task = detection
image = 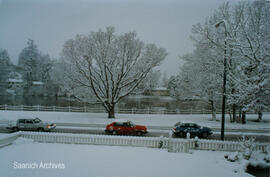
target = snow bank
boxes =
[12,137,34,145]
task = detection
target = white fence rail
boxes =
[0,104,264,115]
[1,132,269,153]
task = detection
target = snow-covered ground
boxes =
[0,133,8,138]
[0,110,269,130]
[0,137,253,177]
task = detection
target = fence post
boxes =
[69,106,71,112]
[5,104,7,111]
[37,105,40,112]
[21,105,23,111]
[184,141,189,153]
[194,136,199,149]
[176,109,180,115]
[168,131,173,152]
[53,106,56,112]
[186,133,190,139]
[84,106,86,112]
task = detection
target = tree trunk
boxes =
[108,105,115,119]
[229,110,232,122]
[210,100,216,121]
[241,111,246,124]
[229,51,236,123]
[257,111,262,122]
[237,107,242,123]
[232,104,236,122]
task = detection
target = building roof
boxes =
[32,81,44,85]
[7,79,24,83]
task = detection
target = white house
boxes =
[7,79,24,89]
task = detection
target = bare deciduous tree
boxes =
[61,27,167,118]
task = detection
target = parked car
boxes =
[172,122,212,138]
[7,118,56,132]
[105,120,147,136]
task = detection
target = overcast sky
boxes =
[0,0,233,76]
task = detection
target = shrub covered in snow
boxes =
[264,146,270,163]
[158,136,164,148]
[248,151,270,168]
[225,137,270,171]
[239,136,256,160]
[226,152,239,162]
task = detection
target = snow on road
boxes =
[0,110,269,130]
[0,138,252,177]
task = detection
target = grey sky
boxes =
[0,0,230,76]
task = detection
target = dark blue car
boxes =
[172,122,212,138]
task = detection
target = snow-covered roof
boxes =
[32,81,44,85]
[6,89,15,94]
[7,79,24,83]
[178,121,197,124]
[112,119,129,123]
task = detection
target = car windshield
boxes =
[26,120,33,124]
[34,118,41,123]
[189,123,200,128]
[193,124,200,128]
[174,122,181,127]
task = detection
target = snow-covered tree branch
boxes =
[170,0,270,122]
[61,27,167,118]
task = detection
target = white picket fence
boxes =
[20,131,189,153]
[0,104,263,115]
[187,138,268,152]
[0,131,269,153]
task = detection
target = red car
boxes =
[105,120,147,136]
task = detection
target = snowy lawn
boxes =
[0,110,269,130]
[0,138,252,177]
[0,133,8,138]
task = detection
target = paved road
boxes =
[54,127,270,142]
[1,125,269,142]
[54,122,270,133]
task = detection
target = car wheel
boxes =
[112,130,117,135]
[202,132,208,138]
[136,131,142,136]
[38,128,44,132]
[12,127,19,132]
[179,132,185,137]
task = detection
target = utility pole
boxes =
[215,20,228,141]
